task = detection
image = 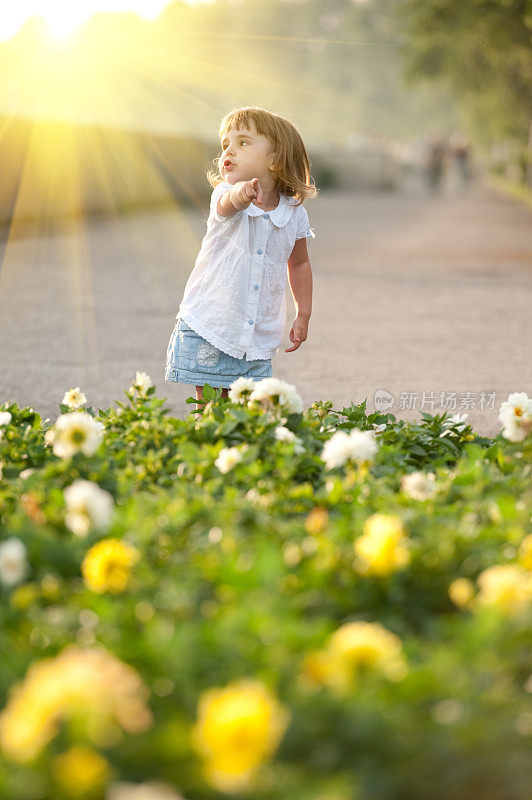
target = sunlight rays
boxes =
[0,2,170,42]
[0,2,403,392]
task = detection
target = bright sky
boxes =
[0,2,208,41]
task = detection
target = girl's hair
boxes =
[206,106,318,206]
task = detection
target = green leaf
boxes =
[285,413,303,429]
[203,384,216,401]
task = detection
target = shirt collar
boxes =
[243,191,297,228]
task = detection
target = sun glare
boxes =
[0,2,172,42]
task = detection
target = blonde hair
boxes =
[206,106,318,206]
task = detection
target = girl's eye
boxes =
[222,141,249,150]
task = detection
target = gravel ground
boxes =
[1,172,530,436]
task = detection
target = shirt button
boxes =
[257,249,263,254]
[248,319,253,325]
[263,213,270,220]
[253,284,259,290]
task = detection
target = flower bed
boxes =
[0,377,530,800]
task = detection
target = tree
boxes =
[394,0,532,180]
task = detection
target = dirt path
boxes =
[1,174,530,436]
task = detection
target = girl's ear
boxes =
[268,145,278,171]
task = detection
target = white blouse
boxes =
[175,180,315,361]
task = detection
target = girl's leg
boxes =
[195,385,203,412]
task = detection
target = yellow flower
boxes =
[354,513,410,576]
[475,564,532,616]
[81,538,140,594]
[299,649,352,694]
[518,535,532,571]
[190,679,290,793]
[0,645,152,763]
[9,583,40,611]
[328,620,408,682]
[300,621,408,696]
[304,506,329,535]
[51,745,110,795]
[40,573,61,600]
[448,577,475,609]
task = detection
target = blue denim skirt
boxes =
[165,318,273,388]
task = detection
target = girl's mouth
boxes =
[224,160,234,169]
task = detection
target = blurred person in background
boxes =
[450,130,473,191]
[424,132,447,194]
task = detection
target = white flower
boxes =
[228,377,257,404]
[0,411,12,426]
[52,412,105,459]
[245,487,261,504]
[440,413,469,437]
[63,479,114,537]
[499,392,532,424]
[442,413,469,432]
[62,387,87,409]
[274,425,296,443]
[248,378,304,414]
[321,431,353,469]
[129,371,153,397]
[501,421,530,443]
[274,425,305,454]
[44,428,55,447]
[346,428,379,462]
[498,393,532,442]
[321,428,378,469]
[214,446,244,474]
[400,471,437,501]
[19,468,36,480]
[0,537,28,587]
[372,423,387,434]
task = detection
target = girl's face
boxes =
[219,123,275,185]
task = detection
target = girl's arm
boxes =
[218,178,263,218]
[287,238,312,321]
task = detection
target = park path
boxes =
[0,173,531,436]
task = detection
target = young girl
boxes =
[165,106,317,410]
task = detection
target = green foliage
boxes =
[0,384,531,800]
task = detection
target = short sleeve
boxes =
[295,205,316,240]
[209,181,234,223]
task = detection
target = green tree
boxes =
[394,0,532,178]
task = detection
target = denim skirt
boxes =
[165,318,273,389]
